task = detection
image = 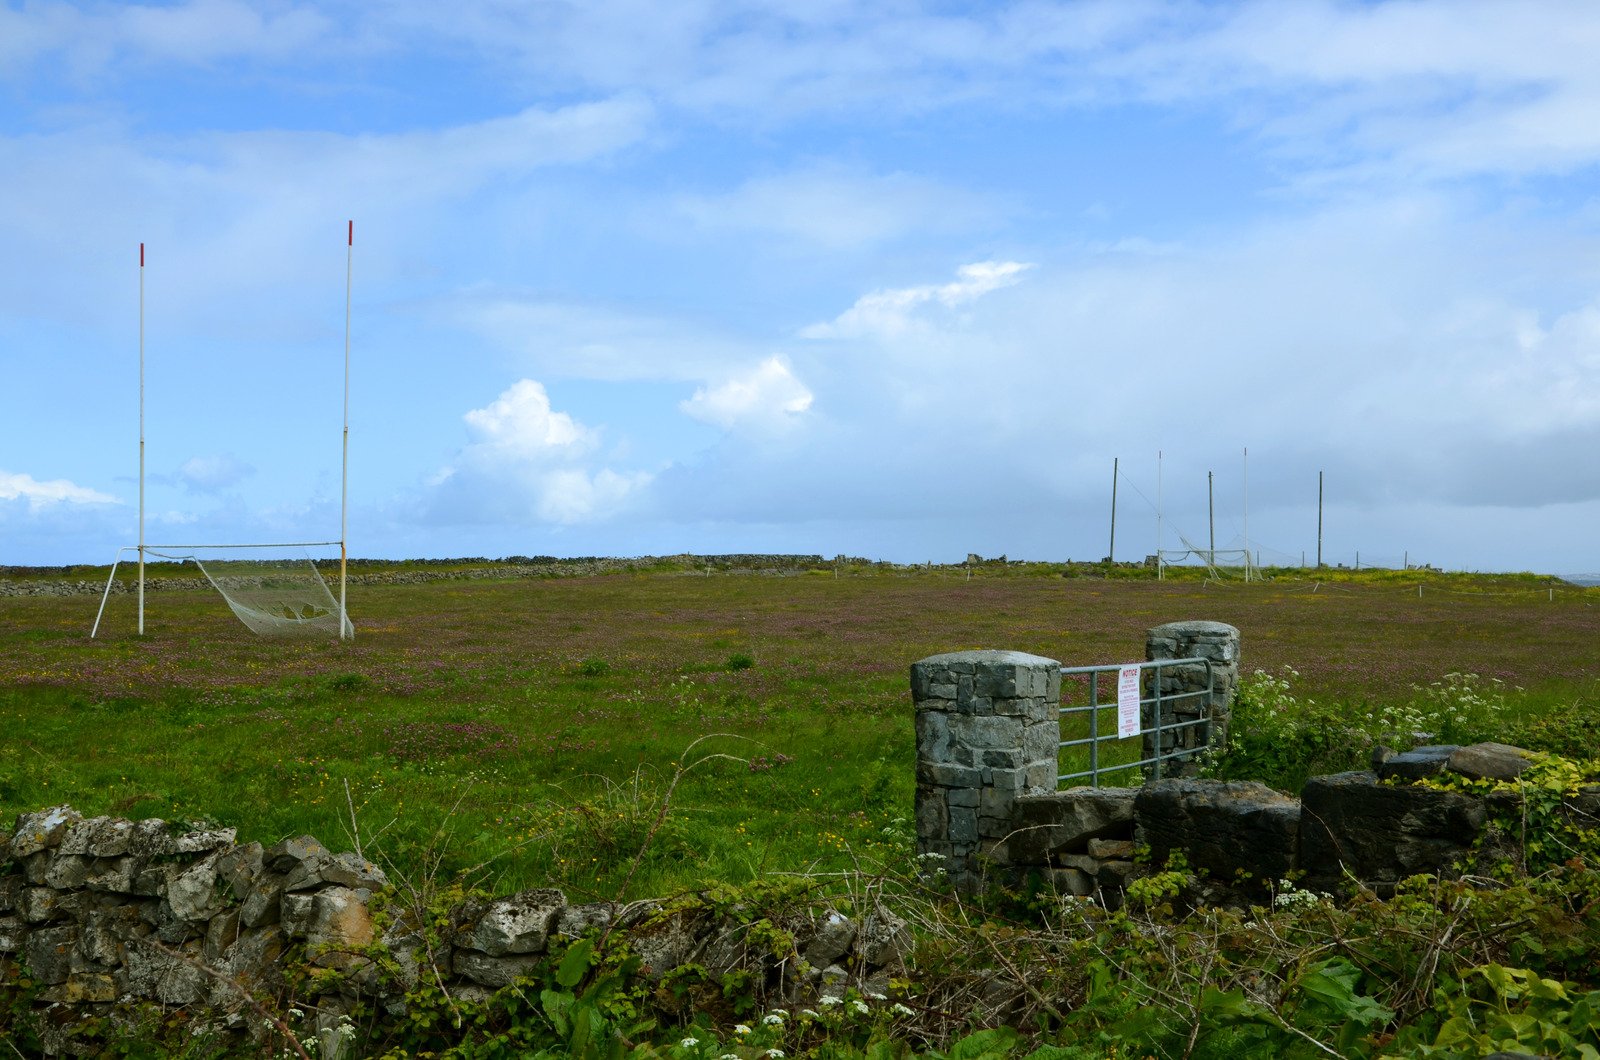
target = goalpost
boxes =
[90,223,357,640]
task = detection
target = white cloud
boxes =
[461,379,594,459]
[675,165,1002,250]
[0,0,333,78]
[801,260,1033,340]
[429,379,650,525]
[680,356,814,432]
[178,454,254,493]
[0,471,118,511]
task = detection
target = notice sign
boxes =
[1117,665,1142,739]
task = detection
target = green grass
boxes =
[2,564,1597,901]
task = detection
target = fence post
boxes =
[911,650,1061,891]
[1144,621,1241,776]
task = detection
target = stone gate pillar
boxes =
[1143,621,1240,776]
[911,650,1061,890]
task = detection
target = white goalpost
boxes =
[91,223,357,640]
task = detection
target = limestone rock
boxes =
[9,806,83,857]
[26,923,78,985]
[1448,742,1534,781]
[1135,779,1300,901]
[1374,745,1459,780]
[857,910,909,967]
[803,910,855,968]
[459,888,565,956]
[455,949,543,989]
[165,852,224,923]
[59,817,136,858]
[1300,771,1487,897]
[1002,788,1136,864]
[555,902,613,940]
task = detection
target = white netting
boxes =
[147,545,354,638]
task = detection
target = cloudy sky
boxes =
[3,0,1598,575]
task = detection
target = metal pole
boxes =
[1108,457,1118,563]
[339,221,352,640]
[138,243,146,636]
[1317,470,1323,569]
[1156,450,1163,579]
[1242,447,1249,583]
[1208,470,1215,566]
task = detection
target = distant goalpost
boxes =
[90,224,356,640]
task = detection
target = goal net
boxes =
[91,543,354,638]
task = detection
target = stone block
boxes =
[26,923,77,985]
[945,787,979,808]
[1375,745,1459,780]
[9,806,83,857]
[165,852,224,923]
[949,807,978,843]
[914,711,951,760]
[43,853,90,890]
[0,915,23,953]
[1050,868,1095,896]
[1447,742,1534,781]
[915,790,948,840]
[41,972,117,1004]
[916,761,981,789]
[461,888,565,956]
[1087,838,1135,859]
[1004,789,1136,863]
[1135,779,1299,899]
[948,714,1024,751]
[1299,771,1488,897]
[59,817,135,858]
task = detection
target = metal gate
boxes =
[1057,656,1215,787]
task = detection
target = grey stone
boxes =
[321,850,388,891]
[280,892,315,938]
[83,856,141,894]
[0,915,23,953]
[300,887,377,973]
[41,972,117,1004]
[20,886,70,923]
[461,888,565,956]
[1050,868,1094,896]
[916,761,982,788]
[555,903,613,939]
[1087,838,1136,859]
[59,817,136,858]
[170,826,236,855]
[0,875,18,912]
[857,910,908,967]
[803,910,855,967]
[1136,779,1299,894]
[1003,788,1136,864]
[122,938,208,1005]
[1300,771,1488,897]
[43,854,90,890]
[9,806,83,857]
[1448,742,1534,781]
[165,852,224,923]
[948,714,1024,751]
[1375,745,1460,780]
[239,873,287,928]
[26,923,77,985]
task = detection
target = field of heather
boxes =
[3,566,1597,899]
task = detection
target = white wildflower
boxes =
[850,999,870,1015]
[734,1024,752,1035]
[867,992,887,1001]
[680,1037,699,1048]
[763,1014,784,1025]
[891,1002,915,1017]
[819,995,842,1007]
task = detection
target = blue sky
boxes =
[3,0,1599,575]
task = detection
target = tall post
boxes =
[138,243,146,636]
[1317,470,1323,569]
[339,221,352,640]
[1207,470,1215,567]
[1156,450,1163,579]
[1108,457,1118,563]
[1242,447,1250,583]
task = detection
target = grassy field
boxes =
[3,562,1597,901]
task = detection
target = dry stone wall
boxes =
[1,807,910,1057]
